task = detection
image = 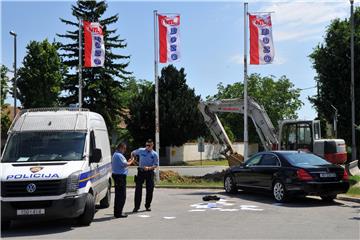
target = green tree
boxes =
[17,40,65,108]
[309,8,360,155]
[126,65,207,150]
[1,65,9,106]
[57,0,130,132]
[1,65,11,140]
[208,74,303,145]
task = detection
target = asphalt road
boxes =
[2,189,359,239]
[128,166,228,176]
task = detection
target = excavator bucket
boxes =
[346,160,360,176]
[227,153,244,167]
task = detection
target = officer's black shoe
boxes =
[115,214,128,218]
[132,208,139,213]
[145,207,151,212]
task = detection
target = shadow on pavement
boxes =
[181,189,345,208]
[1,218,75,238]
[221,190,345,208]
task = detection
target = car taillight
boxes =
[297,169,313,181]
[342,169,349,181]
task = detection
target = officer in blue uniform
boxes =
[112,142,134,218]
[131,139,159,212]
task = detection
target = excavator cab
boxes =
[279,120,321,152]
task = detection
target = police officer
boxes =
[131,139,159,212]
[112,142,134,218]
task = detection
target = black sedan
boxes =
[224,151,350,202]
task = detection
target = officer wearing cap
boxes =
[131,139,159,212]
[112,142,134,218]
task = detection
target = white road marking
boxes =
[240,205,264,211]
[163,216,176,220]
[219,209,239,212]
[138,215,151,218]
[188,209,206,212]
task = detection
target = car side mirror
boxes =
[91,148,102,163]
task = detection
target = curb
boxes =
[112,185,223,189]
[128,166,228,169]
[336,194,360,203]
[111,187,360,203]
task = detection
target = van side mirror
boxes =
[91,148,102,163]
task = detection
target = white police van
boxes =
[1,108,112,229]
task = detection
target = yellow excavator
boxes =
[198,97,354,172]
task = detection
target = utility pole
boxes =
[350,0,357,160]
[9,31,17,118]
[243,2,249,160]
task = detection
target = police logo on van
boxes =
[6,173,60,180]
[26,183,37,193]
[30,167,43,173]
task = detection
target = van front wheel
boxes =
[100,184,111,208]
[77,193,95,226]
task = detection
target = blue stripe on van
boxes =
[78,162,112,189]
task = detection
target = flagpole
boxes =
[243,2,249,160]
[154,10,160,182]
[78,17,83,108]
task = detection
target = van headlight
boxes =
[67,171,81,195]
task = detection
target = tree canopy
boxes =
[1,65,11,140]
[57,0,130,131]
[125,65,207,150]
[309,7,360,154]
[1,65,9,107]
[17,40,65,108]
[208,74,303,145]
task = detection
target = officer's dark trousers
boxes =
[134,169,154,209]
[112,174,126,216]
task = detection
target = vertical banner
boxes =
[158,14,180,63]
[84,21,105,67]
[249,14,274,65]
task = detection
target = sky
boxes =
[1,0,359,120]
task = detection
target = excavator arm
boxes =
[198,97,279,166]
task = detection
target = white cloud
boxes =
[6,71,14,80]
[229,54,243,65]
[259,2,348,42]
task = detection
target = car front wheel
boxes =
[224,175,237,194]
[273,180,288,202]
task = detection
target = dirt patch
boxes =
[159,170,224,184]
[202,170,227,182]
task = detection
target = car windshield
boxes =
[1,131,86,162]
[283,152,330,167]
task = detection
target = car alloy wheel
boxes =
[273,181,285,202]
[224,175,236,193]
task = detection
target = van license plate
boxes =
[320,173,336,178]
[17,209,45,215]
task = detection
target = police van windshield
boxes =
[1,131,86,162]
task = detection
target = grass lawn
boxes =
[347,175,360,197]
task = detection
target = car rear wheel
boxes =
[273,180,288,202]
[224,175,237,193]
[320,194,337,202]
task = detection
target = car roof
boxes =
[255,150,308,155]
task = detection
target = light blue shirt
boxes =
[112,150,128,175]
[133,148,159,168]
